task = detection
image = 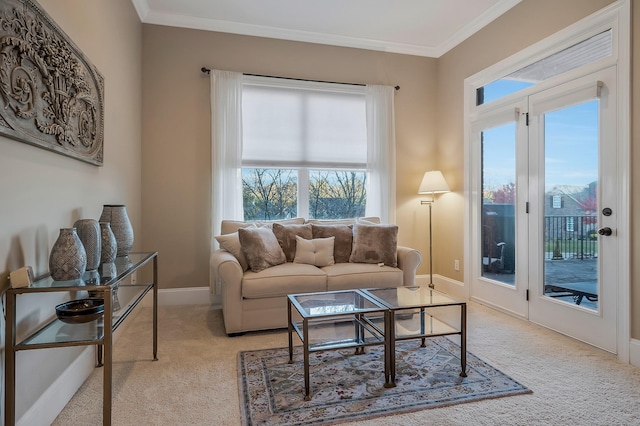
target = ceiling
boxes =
[131,0,522,58]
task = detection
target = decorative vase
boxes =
[73,219,101,271]
[99,222,118,264]
[99,205,133,257]
[49,228,87,281]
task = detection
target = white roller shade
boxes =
[242,77,367,169]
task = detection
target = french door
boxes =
[470,67,618,353]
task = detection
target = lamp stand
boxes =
[421,199,435,288]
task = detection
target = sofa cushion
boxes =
[322,263,403,291]
[349,222,398,267]
[310,223,353,263]
[238,227,286,272]
[242,263,328,298]
[293,236,335,267]
[272,223,312,262]
[214,224,257,271]
[221,217,305,235]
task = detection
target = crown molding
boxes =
[131,0,522,58]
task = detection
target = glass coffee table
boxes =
[288,286,467,398]
[363,286,467,387]
[287,289,389,400]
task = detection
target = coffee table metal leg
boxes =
[288,299,294,364]
[384,311,396,388]
[303,319,311,400]
[420,307,426,347]
[460,303,468,378]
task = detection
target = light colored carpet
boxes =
[53,301,640,425]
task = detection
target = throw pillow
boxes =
[238,227,286,272]
[214,224,257,271]
[293,236,335,267]
[311,224,353,263]
[349,222,398,267]
[272,223,312,262]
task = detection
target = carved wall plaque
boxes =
[0,0,104,166]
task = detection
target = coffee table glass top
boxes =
[363,286,461,309]
[362,286,464,339]
[289,289,384,319]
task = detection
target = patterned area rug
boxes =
[238,336,532,425]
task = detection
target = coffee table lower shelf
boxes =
[288,314,388,400]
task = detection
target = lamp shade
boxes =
[418,171,450,194]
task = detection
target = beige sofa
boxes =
[210,217,421,335]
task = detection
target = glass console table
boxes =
[4,252,158,425]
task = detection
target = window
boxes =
[566,217,575,232]
[477,30,612,106]
[553,195,562,209]
[241,77,368,221]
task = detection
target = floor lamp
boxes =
[418,171,450,288]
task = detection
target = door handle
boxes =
[597,227,613,236]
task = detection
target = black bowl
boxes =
[55,298,104,324]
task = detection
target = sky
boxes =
[482,79,599,193]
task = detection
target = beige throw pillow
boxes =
[293,236,335,267]
[349,222,398,267]
[311,224,353,263]
[238,227,286,272]
[272,223,312,262]
[214,224,257,271]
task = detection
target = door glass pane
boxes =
[543,100,599,310]
[481,123,516,284]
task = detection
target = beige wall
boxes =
[0,0,142,421]
[141,25,439,287]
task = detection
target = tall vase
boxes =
[99,205,134,257]
[73,219,101,271]
[49,228,87,281]
[99,222,118,264]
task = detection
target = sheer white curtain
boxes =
[210,70,244,249]
[365,85,396,224]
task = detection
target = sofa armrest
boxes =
[210,249,243,293]
[396,246,422,286]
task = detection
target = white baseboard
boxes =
[141,286,212,307]
[17,347,96,426]
[630,339,640,367]
[19,298,145,425]
[416,274,467,301]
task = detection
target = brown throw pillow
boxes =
[272,223,312,262]
[311,224,353,263]
[238,227,286,272]
[349,222,398,267]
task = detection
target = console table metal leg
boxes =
[5,292,16,426]
[460,303,467,378]
[103,287,113,425]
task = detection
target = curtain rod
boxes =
[200,67,399,91]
